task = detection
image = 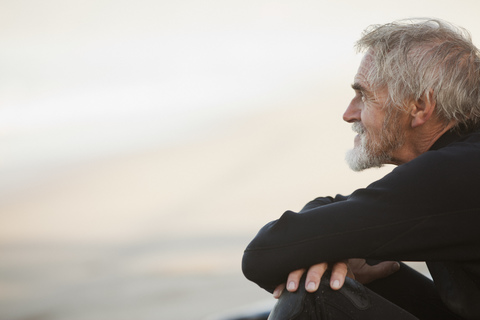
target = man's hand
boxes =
[348,259,400,284]
[272,259,400,299]
[272,261,349,298]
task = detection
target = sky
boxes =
[1,0,480,182]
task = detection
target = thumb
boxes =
[371,261,401,277]
[356,261,400,284]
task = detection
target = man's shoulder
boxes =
[378,131,480,199]
[421,129,480,161]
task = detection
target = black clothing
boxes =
[269,270,418,320]
[365,263,462,319]
[268,264,462,320]
[242,129,480,319]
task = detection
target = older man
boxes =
[242,19,480,319]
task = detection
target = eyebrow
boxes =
[351,82,365,92]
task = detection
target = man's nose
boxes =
[343,101,360,123]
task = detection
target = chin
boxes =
[345,147,386,172]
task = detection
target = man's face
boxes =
[343,52,407,171]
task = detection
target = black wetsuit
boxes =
[242,129,480,319]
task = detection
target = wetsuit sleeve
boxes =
[242,147,480,292]
[299,194,348,212]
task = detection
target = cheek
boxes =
[362,109,384,133]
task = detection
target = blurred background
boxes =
[1,1,479,319]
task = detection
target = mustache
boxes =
[351,122,365,134]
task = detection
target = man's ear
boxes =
[411,90,436,128]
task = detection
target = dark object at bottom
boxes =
[267,271,417,320]
[223,311,270,320]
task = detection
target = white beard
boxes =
[345,138,386,172]
[345,122,394,172]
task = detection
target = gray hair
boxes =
[356,18,480,130]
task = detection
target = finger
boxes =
[330,261,349,290]
[273,283,285,299]
[305,262,328,292]
[356,261,400,284]
[286,268,306,292]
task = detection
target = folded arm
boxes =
[242,153,480,292]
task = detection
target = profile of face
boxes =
[343,52,406,171]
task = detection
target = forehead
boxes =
[354,51,375,87]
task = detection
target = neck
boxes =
[390,120,457,165]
